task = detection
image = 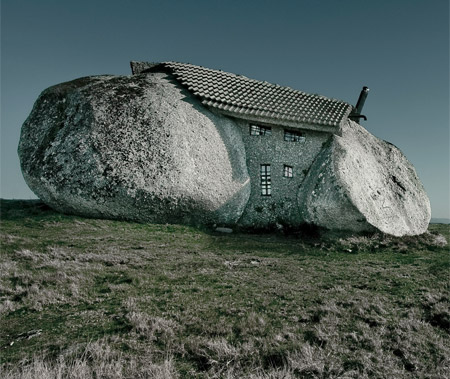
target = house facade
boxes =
[236,120,330,227]
[130,61,353,227]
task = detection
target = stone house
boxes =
[130,61,354,227]
[18,60,430,237]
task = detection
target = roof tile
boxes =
[139,61,352,127]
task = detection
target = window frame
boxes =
[260,164,271,196]
[284,129,305,142]
[283,165,293,178]
[250,124,272,136]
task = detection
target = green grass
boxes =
[0,199,449,378]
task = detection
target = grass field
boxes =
[0,199,448,378]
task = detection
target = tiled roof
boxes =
[132,61,352,128]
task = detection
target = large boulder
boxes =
[18,72,250,225]
[298,120,431,236]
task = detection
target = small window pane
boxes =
[260,164,271,196]
[250,125,260,135]
[284,130,305,142]
[250,124,272,136]
[284,165,293,178]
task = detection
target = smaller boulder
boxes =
[298,120,431,236]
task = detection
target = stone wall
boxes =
[236,119,331,227]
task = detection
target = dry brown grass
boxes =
[0,340,178,379]
[1,200,449,378]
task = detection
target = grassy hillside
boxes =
[0,199,448,378]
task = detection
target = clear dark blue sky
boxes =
[1,0,449,218]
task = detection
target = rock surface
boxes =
[19,71,430,236]
[298,120,431,236]
[19,72,250,225]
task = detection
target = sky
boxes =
[1,0,449,218]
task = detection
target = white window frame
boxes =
[250,124,272,136]
[260,164,271,196]
[283,165,293,178]
[284,130,305,142]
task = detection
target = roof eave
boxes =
[130,60,353,135]
[213,108,340,134]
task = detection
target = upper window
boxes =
[283,165,293,178]
[250,124,272,136]
[284,130,305,142]
[260,164,271,196]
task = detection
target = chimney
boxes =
[349,86,369,122]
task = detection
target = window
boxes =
[250,124,272,136]
[283,165,293,178]
[284,130,305,142]
[260,164,271,196]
